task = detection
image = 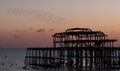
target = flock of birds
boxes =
[7,8,66,39]
[8,8,65,24]
[9,28,54,39]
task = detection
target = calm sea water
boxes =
[0,48,120,71]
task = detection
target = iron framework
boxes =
[25,28,120,70]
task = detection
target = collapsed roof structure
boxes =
[53,28,117,48]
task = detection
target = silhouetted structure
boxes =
[52,28,116,48]
[25,28,120,70]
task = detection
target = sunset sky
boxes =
[0,0,120,48]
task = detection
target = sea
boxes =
[0,48,120,71]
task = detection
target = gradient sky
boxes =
[0,0,120,48]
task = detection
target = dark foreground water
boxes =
[0,48,120,71]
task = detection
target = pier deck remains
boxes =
[25,28,120,69]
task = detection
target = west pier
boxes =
[24,28,120,70]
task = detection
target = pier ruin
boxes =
[24,28,120,69]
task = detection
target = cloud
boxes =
[36,29,45,32]
[7,8,65,24]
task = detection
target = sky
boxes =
[0,0,120,48]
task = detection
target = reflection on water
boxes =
[0,48,120,71]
